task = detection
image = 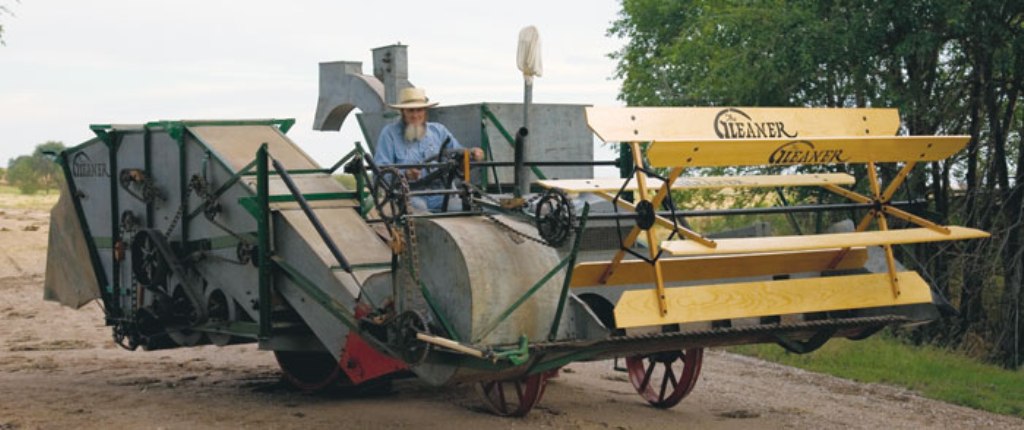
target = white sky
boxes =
[0,0,626,169]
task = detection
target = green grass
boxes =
[729,334,1024,417]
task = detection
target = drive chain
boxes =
[164,184,193,238]
[475,190,561,247]
[482,213,550,246]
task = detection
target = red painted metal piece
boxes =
[339,304,408,384]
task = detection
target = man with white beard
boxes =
[374,87,484,212]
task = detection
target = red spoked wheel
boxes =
[274,350,344,392]
[625,348,703,408]
[477,372,549,417]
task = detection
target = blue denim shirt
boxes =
[374,121,463,211]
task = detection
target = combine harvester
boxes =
[44,106,987,416]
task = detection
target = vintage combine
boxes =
[43,46,987,418]
[43,104,987,416]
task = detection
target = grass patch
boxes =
[0,184,59,211]
[729,334,1024,417]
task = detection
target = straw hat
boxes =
[388,87,439,109]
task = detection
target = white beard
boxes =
[404,123,426,142]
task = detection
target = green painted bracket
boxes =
[88,125,115,147]
[491,335,530,366]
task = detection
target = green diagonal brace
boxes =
[481,104,547,180]
[547,203,590,341]
[473,250,574,343]
[187,158,257,220]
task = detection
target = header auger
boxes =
[45,107,986,417]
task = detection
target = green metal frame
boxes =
[238,192,360,218]
[248,144,366,341]
[241,168,331,176]
[256,144,272,339]
[56,148,113,320]
[194,321,260,339]
[140,118,295,141]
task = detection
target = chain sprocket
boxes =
[534,188,576,247]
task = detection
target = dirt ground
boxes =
[1,201,1022,430]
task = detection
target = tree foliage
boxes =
[6,141,65,194]
[611,0,1024,368]
[0,3,12,46]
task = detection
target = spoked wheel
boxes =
[477,372,549,417]
[131,230,170,287]
[371,167,409,225]
[274,350,344,392]
[625,348,704,408]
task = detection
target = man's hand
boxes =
[405,168,422,181]
[470,147,485,161]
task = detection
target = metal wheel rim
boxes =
[274,350,343,392]
[204,288,234,346]
[625,348,703,408]
[477,373,548,417]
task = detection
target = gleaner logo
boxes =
[714,108,798,139]
[71,152,110,177]
[768,140,848,164]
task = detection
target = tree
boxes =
[7,155,42,194]
[611,0,1024,368]
[32,140,65,190]
[6,141,65,194]
[0,3,12,46]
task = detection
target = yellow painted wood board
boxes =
[613,271,933,328]
[586,106,900,142]
[537,173,855,193]
[571,248,868,288]
[661,226,989,256]
[645,136,969,168]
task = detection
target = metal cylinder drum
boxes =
[403,215,565,384]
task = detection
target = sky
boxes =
[0,0,626,169]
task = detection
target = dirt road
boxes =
[1,204,1021,429]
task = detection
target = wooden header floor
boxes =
[645,136,969,168]
[537,173,854,193]
[586,107,900,143]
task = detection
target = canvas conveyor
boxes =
[45,107,988,417]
